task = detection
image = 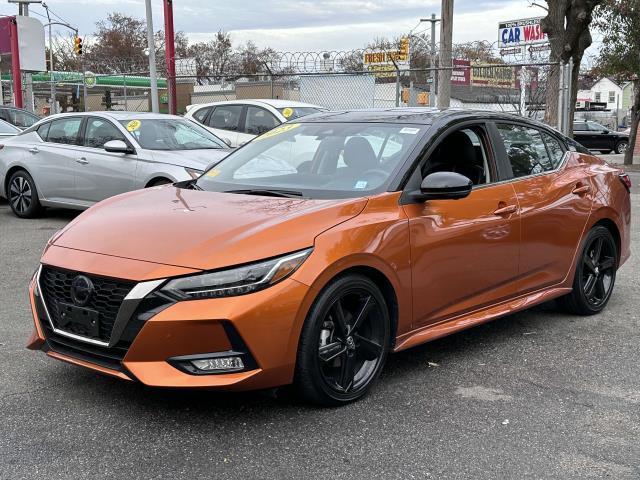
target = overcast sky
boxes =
[0,0,555,51]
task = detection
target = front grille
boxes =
[41,322,129,371]
[40,266,135,342]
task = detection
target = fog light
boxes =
[191,356,244,372]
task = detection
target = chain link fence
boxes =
[173,62,558,120]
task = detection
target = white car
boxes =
[184,99,325,147]
[0,112,232,218]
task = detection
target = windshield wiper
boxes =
[224,188,304,198]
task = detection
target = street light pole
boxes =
[145,0,159,113]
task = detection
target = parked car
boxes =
[184,99,325,147]
[0,112,232,217]
[0,119,22,137]
[0,105,40,129]
[573,120,629,154]
[27,109,631,406]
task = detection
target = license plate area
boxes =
[58,302,100,338]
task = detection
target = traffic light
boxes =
[73,36,83,55]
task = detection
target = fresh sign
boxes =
[499,17,547,47]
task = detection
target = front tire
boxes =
[559,226,617,315]
[294,274,391,406]
[7,170,42,218]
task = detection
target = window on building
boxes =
[609,91,616,103]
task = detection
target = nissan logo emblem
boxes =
[70,275,94,306]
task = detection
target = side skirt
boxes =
[393,286,572,352]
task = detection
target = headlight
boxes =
[185,167,203,179]
[161,248,312,299]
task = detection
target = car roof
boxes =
[187,99,322,110]
[295,107,559,131]
[42,111,185,122]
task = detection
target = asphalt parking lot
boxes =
[0,171,638,479]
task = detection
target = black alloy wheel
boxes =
[560,226,617,315]
[295,274,390,406]
[7,170,42,218]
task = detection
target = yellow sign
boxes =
[282,107,294,118]
[205,169,221,177]
[254,123,300,141]
[363,37,410,67]
[126,120,141,132]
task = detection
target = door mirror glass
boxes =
[104,139,133,154]
[413,172,473,201]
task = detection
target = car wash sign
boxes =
[499,17,547,48]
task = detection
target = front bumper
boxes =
[27,258,311,391]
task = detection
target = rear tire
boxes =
[294,274,391,406]
[7,170,42,218]
[615,141,628,155]
[558,226,617,315]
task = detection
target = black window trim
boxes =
[81,116,132,151]
[399,119,504,205]
[43,116,85,146]
[207,104,245,132]
[490,120,570,184]
[243,105,281,136]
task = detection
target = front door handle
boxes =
[572,184,590,195]
[75,157,89,165]
[494,204,518,216]
[28,147,39,154]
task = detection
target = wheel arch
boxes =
[4,164,33,198]
[592,217,621,264]
[144,176,174,188]
[330,265,399,347]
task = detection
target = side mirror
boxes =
[411,171,473,202]
[221,137,232,147]
[602,129,609,134]
[104,139,134,154]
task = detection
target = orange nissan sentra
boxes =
[27,109,632,406]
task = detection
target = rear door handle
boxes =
[494,204,518,216]
[75,157,89,165]
[28,147,39,154]
[572,184,590,195]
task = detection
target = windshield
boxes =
[119,118,226,150]
[196,122,426,198]
[279,107,325,120]
[0,120,19,134]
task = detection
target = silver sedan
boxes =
[0,112,232,218]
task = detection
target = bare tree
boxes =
[595,0,640,164]
[539,0,602,129]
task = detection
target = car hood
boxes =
[53,186,367,271]
[149,148,232,170]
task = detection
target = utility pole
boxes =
[436,0,454,109]
[418,14,440,107]
[145,0,159,113]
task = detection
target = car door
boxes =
[587,122,613,151]
[205,105,243,146]
[572,122,593,149]
[493,123,593,293]
[402,123,521,328]
[30,117,83,203]
[73,117,138,204]
[240,106,281,145]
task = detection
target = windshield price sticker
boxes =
[255,123,301,141]
[126,120,141,132]
[205,169,221,178]
[400,127,420,135]
[282,107,294,118]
